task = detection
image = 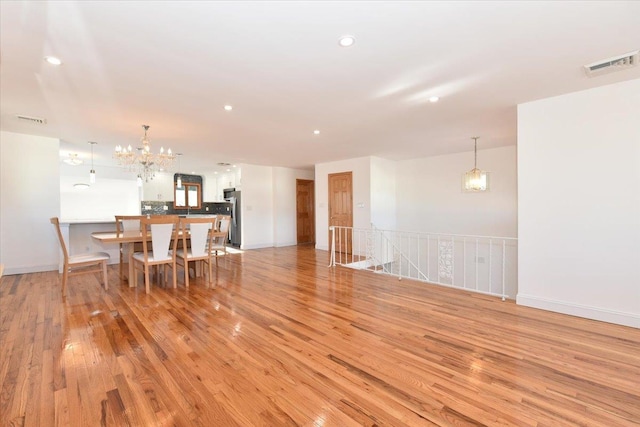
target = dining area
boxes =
[51,214,232,295]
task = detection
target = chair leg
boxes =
[132,261,137,288]
[129,250,135,287]
[172,261,177,289]
[119,244,123,280]
[184,259,190,288]
[102,260,109,290]
[61,262,69,296]
[207,258,213,287]
[144,264,150,294]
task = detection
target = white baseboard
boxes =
[274,241,297,248]
[241,243,274,250]
[3,264,59,276]
[517,294,640,328]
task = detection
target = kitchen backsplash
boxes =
[141,201,232,216]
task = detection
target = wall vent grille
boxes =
[16,114,47,124]
[584,50,639,77]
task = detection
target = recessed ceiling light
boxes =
[74,183,90,190]
[224,105,233,111]
[232,164,237,168]
[429,96,440,103]
[339,35,355,47]
[44,56,62,65]
[313,130,320,135]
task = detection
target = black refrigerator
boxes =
[223,188,241,247]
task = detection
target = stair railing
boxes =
[329,225,518,300]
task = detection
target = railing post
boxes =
[328,226,335,267]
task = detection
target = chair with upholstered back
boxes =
[210,215,231,260]
[131,215,179,293]
[50,217,110,296]
[115,215,144,280]
[176,216,217,288]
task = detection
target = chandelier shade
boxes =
[463,137,488,192]
[114,125,175,182]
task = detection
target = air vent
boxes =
[217,162,231,166]
[584,50,639,77]
[16,114,47,124]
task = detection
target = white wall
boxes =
[273,167,315,247]
[315,157,372,251]
[1,131,61,274]
[240,163,274,249]
[396,146,518,237]
[517,78,640,328]
[61,164,140,220]
[370,156,397,231]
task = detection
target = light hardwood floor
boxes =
[1,246,638,426]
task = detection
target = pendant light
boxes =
[463,137,488,192]
[88,141,97,184]
[176,153,183,188]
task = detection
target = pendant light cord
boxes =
[472,137,479,169]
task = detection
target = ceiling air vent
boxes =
[16,114,47,124]
[584,50,639,77]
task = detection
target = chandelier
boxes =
[463,136,488,192]
[114,125,175,183]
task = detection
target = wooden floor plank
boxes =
[1,246,639,426]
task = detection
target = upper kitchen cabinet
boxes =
[142,172,174,201]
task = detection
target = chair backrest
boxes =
[115,215,144,237]
[179,216,217,257]
[217,215,231,234]
[140,215,179,261]
[50,217,69,261]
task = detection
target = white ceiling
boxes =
[1,1,639,173]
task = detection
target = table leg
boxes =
[128,243,135,287]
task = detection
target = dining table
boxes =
[92,229,226,286]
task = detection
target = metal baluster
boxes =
[489,239,493,295]
[451,235,455,287]
[463,237,466,289]
[475,238,479,291]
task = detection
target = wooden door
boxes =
[296,179,315,244]
[328,172,353,254]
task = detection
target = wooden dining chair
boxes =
[176,216,217,288]
[50,217,110,296]
[131,215,179,293]
[115,215,144,280]
[210,215,232,261]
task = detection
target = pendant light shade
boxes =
[176,153,183,188]
[463,137,488,192]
